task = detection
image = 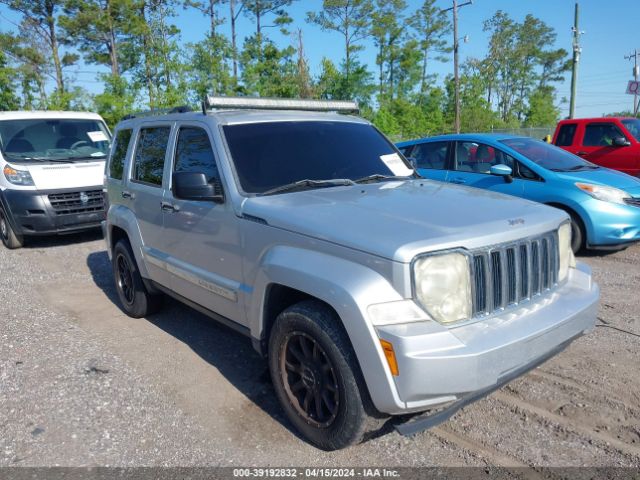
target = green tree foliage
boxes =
[0,0,75,102]
[60,0,139,77]
[524,86,560,127]
[93,73,136,127]
[475,10,569,124]
[0,0,570,133]
[0,49,20,110]
[240,35,298,97]
[409,0,450,96]
[186,33,234,101]
[307,0,373,98]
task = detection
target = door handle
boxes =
[450,178,466,184]
[577,151,588,156]
[161,202,179,213]
[122,191,134,199]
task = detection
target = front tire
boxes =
[268,300,379,450]
[112,239,161,317]
[0,206,23,249]
[568,212,585,254]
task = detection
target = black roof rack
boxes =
[121,105,193,120]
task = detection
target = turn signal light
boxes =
[380,339,399,376]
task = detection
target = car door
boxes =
[577,122,636,173]
[160,122,245,325]
[409,141,450,182]
[127,123,174,287]
[447,141,524,197]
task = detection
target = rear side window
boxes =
[583,123,625,147]
[174,127,219,182]
[132,126,171,186]
[109,129,132,180]
[555,124,576,146]
[412,142,448,169]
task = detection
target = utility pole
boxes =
[624,49,640,115]
[569,2,584,119]
[443,0,472,133]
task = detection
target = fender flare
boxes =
[106,204,151,278]
[249,245,407,412]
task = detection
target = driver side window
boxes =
[173,126,220,183]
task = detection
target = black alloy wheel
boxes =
[116,253,135,306]
[280,332,340,427]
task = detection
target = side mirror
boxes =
[613,136,631,147]
[172,171,224,203]
[407,157,418,169]
[490,164,513,183]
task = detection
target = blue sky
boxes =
[1,0,639,117]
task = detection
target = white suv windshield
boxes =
[0,118,111,162]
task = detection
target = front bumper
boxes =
[375,263,599,414]
[1,187,105,236]
[582,197,640,247]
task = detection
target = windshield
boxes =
[621,118,640,141]
[500,137,598,172]
[0,118,111,162]
[223,121,412,194]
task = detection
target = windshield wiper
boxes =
[354,173,416,184]
[261,178,355,196]
[3,154,73,163]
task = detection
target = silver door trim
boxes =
[143,246,239,302]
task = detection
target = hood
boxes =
[16,159,106,190]
[240,180,567,263]
[555,168,640,196]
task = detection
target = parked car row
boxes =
[399,131,640,253]
[0,103,613,452]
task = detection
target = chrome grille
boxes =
[471,231,559,317]
[48,190,104,215]
[624,197,640,207]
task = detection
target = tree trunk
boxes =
[420,44,428,94]
[140,2,154,107]
[230,0,238,84]
[45,0,64,93]
[209,0,216,37]
[378,42,383,98]
[106,0,119,77]
[344,4,350,87]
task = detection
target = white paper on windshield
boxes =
[380,153,413,177]
[87,130,108,142]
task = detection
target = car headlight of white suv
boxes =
[412,251,472,325]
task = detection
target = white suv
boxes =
[0,111,111,248]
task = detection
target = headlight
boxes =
[3,165,34,186]
[557,222,576,282]
[413,252,472,324]
[576,182,629,205]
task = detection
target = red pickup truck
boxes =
[552,117,640,177]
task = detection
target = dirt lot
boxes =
[0,231,639,467]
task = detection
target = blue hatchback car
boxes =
[397,134,640,252]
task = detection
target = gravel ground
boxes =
[0,231,639,468]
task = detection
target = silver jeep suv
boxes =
[103,97,599,450]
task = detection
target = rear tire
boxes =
[0,206,24,249]
[112,239,161,317]
[268,300,381,450]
